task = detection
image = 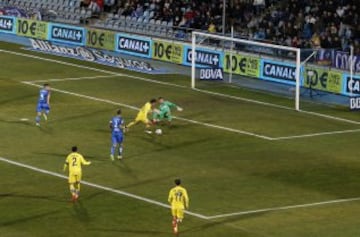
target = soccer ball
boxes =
[155,128,162,135]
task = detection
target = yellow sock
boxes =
[75,183,81,195]
[69,184,76,195]
[127,121,137,128]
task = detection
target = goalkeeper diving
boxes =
[153,97,183,125]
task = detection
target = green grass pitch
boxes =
[1,41,360,237]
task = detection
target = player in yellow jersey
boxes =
[168,179,189,236]
[63,146,91,202]
[127,99,157,133]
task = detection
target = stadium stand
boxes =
[1,0,92,24]
[91,0,358,51]
[0,0,359,52]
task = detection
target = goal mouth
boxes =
[191,31,302,111]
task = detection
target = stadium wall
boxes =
[0,15,358,96]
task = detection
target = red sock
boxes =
[172,218,178,234]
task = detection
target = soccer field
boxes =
[2,41,360,237]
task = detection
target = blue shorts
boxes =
[112,132,123,144]
[36,103,50,113]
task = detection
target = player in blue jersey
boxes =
[35,84,51,126]
[109,109,125,161]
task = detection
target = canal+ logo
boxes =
[186,48,220,67]
[51,24,84,44]
[117,35,151,56]
[0,16,14,32]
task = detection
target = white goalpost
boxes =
[191,31,302,111]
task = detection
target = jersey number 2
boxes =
[72,157,77,167]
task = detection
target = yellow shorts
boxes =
[68,171,82,184]
[171,207,185,220]
[135,113,149,124]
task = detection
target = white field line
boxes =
[299,109,360,125]
[2,155,360,221]
[0,49,186,89]
[22,81,274,140]
[23,80,360,140]
[24,79,360,141]
[194,88,360,125]
[0,156,209,220]
[31,75,115,83]
[1,49,359,125]
[207,197,360,219]
[272,128,360,140]
[4,50,360,221]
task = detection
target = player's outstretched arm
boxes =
[82,157,91,165]
[83,159,91,166]
[63,163,68,172]
[166,101,183,111]
[184,190,189,209]
[168,191,173,204]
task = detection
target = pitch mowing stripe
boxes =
[1,49,359,126]
[22,81,274,140]
[0,156,209,220]
[207,197,360,219]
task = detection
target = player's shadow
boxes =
[81,190,108,201]
[72,200,90,222]
[36,124,54,134]
[111,161,138,180]
[182,214,267,235]
[128,137,212,157]
[0,210,61,227]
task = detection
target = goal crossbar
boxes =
[191,31,302,111]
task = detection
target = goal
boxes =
[190,31,302,111]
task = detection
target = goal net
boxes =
[190,31,302,111]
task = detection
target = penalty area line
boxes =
[22,81,274,140]
[1,49,358,126]
[194,89,360,126]
[207,197,360,219]
[272,128,360,140]
[23,80,360,141]
[0,156,209,220]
